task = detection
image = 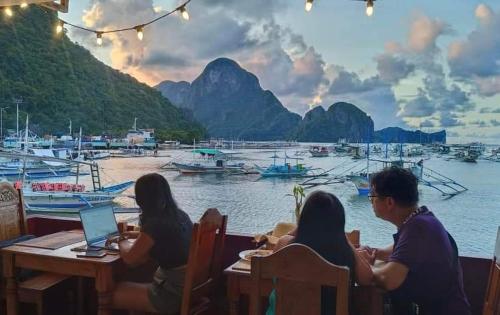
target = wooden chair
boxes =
[250,243,350,315]
[0,182,72,315]
[179,208,227,315]
[346,229,360,248]
[483,227,500,315]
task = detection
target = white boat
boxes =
[172,149,245,174]
[82,150,111,160]
[309,146,329,157]
[0,151,134,211]
[23,181,134,210]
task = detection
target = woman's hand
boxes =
[105,234,128,246]
[121,231,140,239]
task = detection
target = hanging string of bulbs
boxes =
[305,0,375,17]
[2,0,192,45]
[3,0,375,46]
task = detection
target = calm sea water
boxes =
[81,147,499,258]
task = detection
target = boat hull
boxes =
[347,175,370,195]
[172,162,243,174]
[310,151,329,157]
[23,181,134,211]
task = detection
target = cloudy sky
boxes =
[60,0,500,139]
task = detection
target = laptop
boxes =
[79,206,120,251]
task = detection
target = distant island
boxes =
[157,58,446,143]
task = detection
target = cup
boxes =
[117,221,128,233]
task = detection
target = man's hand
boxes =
[357,247,377,265]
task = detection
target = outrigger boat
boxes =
[0,148,73,179]
[255,153,311,177]
[309,146,329,157]
[346,144,467,197]
[0,151,134,212]
[172,149,246,174]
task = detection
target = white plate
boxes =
[239,249,273,261]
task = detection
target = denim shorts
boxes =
[148,266,186,314]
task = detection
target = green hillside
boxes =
[0,6,204,142]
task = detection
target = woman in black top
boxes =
[108,173,193,314]
[269,191,373,315]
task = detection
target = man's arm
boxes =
[372,261,408,291]
[375,244,394,262]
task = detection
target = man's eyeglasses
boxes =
[368,194,386,201]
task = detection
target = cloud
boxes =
[375,53,415,84]
[399,90,435,117]
[491,119,500,127]
[319,66,403,129]
[447,4,500,96]
[420,119,435,127]
[469,120,488,128]
[440,114,464,127]
[327,68,388,95]
[480,107,500,113]
[142,53,189,67]
[407,13,452,55]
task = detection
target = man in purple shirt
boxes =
[360,167,470,315]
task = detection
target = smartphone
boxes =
[76,250,107,258]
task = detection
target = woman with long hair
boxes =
[107,173,193,314]
[267,190,373,315]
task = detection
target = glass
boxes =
[368,194,386,202]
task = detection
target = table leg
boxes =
[3,253,18,315]
[95,265,114,315]
[227,275,241,315]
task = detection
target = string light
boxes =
[179,5,189,20]
[96,32,103,45]
[56,21,64,34]
[4,7,13,17]
[135,26,144,40]
[305,0,313,12]
[366,0,374,17]
[46,0,192,46]
[20,3,28,9]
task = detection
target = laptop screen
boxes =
[79,206,119,245]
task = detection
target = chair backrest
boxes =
[346,229,360,248]
[483,227,500,315]
[251,243,350,315]
[180,208,227,315]
[0,182,26,242]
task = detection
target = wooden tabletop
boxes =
[1,230,122,265]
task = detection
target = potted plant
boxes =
[292,185,305,225]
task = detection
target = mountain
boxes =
[294,102,375,142]
[374,127,446,143]
[0,6,204,142]
[156,58,301,140]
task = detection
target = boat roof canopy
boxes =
[192,149,239,155]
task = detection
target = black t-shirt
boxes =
[141,209,193,270]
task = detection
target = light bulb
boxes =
[366,0,374,17]
[180,6,189,20]
[4,7,13,17]
[20,3,28,9]
[56,21,64,34]
[305,0,313,12]
[96,33,103,45]
[136,27,144,41]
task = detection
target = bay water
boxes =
[81,147,499,258]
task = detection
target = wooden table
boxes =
[225,259,385,315]
[1,231,125,315]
